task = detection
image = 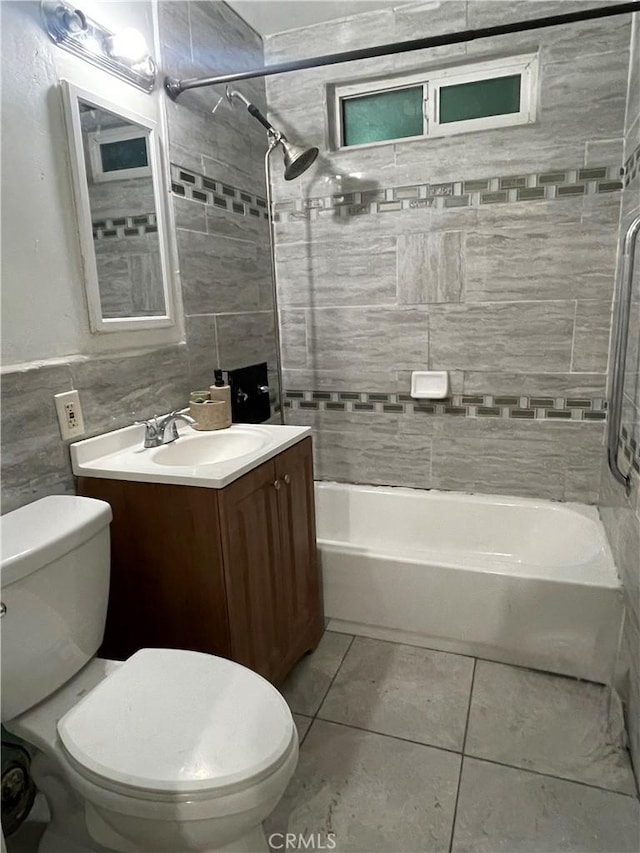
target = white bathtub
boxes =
[316,482,624,684]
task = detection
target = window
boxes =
[334,54,538,149]
[88,126,151,182]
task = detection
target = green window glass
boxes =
[100,136,148,172]
[439,74,521,124]
[342,86,423,147]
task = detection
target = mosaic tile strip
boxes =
[284,389,607,422]
[274,163,622,223]
[170,164,269,220]
[619,426,640,476]
[92,213,157,239]
[623,142,640,188]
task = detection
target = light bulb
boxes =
[109,28,147,62]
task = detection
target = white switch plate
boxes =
[54,390,86,440]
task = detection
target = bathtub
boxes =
[315,482,624,684]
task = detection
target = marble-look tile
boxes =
[185,314,218,390]
[264,9,395,63]
[292,714,313,744]
[172,197,206,233]
[572,300,612,373]
[215,311,277,372]
[275,236,397,307]
[563,424,606,504]
[467,1,631,63]
[465,661,637,795]
[69,345,190,437]
[466,213,617,303]
[266,720,460,853]
[585,137,624,166]
[543,50,629,143]
[1,363,74,514]
[398,231,465,304]
[177,231,265,315]
[279,631,353,716]
[452,757,640,853]
[311,421,432,489]
[461,370,608,398]
[319,637,474,751]
[430,428,567,500]
[625,18,640,135]
[205,205,268,245]
[201,155,266,200]
[305,307,429,373]
[279,309,308,368]
[429,301,575,372]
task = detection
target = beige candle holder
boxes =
[189,399,232,431]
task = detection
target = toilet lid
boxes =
[57,648,294,794]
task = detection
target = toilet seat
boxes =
[58,648,295,798]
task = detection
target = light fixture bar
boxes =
[41,1,156,93]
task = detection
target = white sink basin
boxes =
[150,430,268,467]
[70,421,312,489]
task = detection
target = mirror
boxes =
[61,81,174,332]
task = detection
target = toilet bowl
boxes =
[1,497,298,852]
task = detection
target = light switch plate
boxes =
[54,390,86,440]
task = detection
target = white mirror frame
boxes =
[61,80,175,333]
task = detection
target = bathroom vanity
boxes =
[73,424,323,685]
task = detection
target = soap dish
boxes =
[410,371,449,400]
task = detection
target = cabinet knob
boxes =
[283,474,291,485]
[273,479,281,490]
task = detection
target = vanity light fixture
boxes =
[41,1,157,93]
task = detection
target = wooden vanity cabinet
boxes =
[76,437,323,685]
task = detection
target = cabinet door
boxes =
[275,438,324,675]
[217,458,284,681]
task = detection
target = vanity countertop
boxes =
[71,421,311,489]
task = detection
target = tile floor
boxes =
[270,632,640,853]
[6,631,640,853]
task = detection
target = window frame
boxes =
[333,53,539,150]
[87,125,152,183]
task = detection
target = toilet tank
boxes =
[1,495,112,722]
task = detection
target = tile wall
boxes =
[264,0,632,502]
[599,14,640,775]
[159,1,277,394]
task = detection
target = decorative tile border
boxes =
[92,213,157,239]
[623,142,640,188]
[620,426,640,475]
[170,164,269,220]
[284,389,607,422]
[274,163,622,223]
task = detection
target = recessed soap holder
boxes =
[410,371,449,399]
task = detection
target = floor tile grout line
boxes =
[313,715,465,758]
[326,627,605,686]
[311,633,356,722]
[448,658,478,853]
[462,753,640,800]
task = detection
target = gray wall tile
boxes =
[398,231,465,304]
[572,300,612,373]
[429,302,575,372]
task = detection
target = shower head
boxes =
[226,87,318,180]
[280,137,319,181]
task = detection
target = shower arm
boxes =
[165,2,640,98]
[227,88,284,144]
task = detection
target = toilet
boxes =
[0,495,298,853]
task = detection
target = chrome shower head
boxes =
[280,137,319,181]
[226,87,318,181]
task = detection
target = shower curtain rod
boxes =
[165,1,640,99]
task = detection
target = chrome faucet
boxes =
[140,411,196,448]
